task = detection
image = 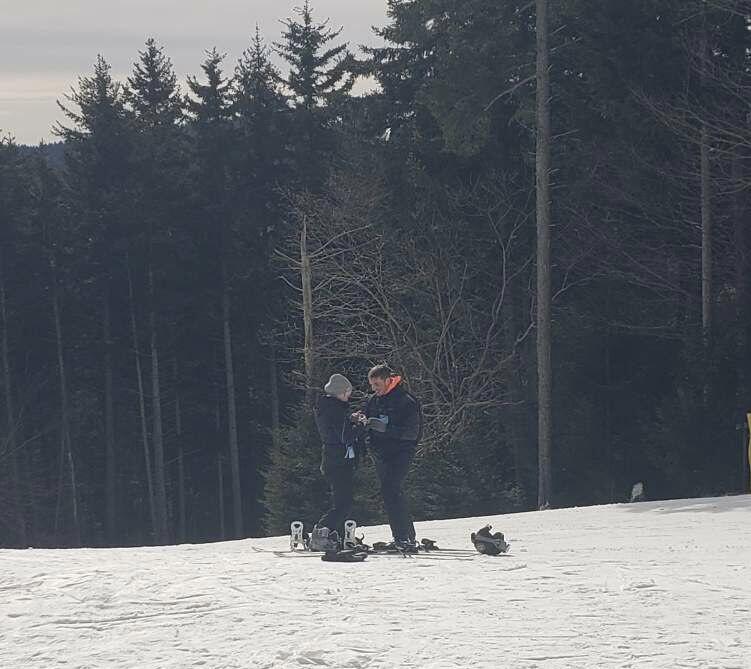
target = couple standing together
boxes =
[313,363,422,552]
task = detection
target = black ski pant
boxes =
[374,448,416,542]
[317,457,355,534]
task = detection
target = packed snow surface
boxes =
[2,495,749,668]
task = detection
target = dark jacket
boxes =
[364,382,422,459]
[314,394,361,469]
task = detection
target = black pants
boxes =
[375,448,416,542]
[317,457,355,534]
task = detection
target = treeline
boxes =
[1,0,749,548]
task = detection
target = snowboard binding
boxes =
[290,521,307,551]
[343,519,358,549]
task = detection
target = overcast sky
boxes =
[0,1,389,145]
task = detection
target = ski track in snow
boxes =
[1,495,749,668]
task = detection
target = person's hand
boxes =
[350,411,366,425]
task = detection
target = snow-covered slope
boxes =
[2,495,749,668]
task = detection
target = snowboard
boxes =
[251,523,510,562]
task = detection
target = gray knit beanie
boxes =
[324,373,352,397]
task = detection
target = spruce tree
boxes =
[186,49,246,539]
[126,39,186,544]
[232,30,298,534]
[0,136,34,546]
[56,55,133,544]
[274,1,354,188]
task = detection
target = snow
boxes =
[2,495,750,668]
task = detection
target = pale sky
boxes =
[0,1,389,145]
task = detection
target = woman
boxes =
[310,373,363,551]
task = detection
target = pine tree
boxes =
[274,1,354,187]
[232,27,290,447]
[0,136,34,546]
[274,1,354,111]
[186,49,245,539]
[126,39,182,130]
[126,39,186,544]
[233,26,291,197]
[234,27,288,129]
[56,55,134,544]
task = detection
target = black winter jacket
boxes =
[314,395,362,468]
[364,383,422,459]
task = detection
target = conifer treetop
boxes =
[186,49,232,125]
[126,38,183,129]
[55,55,128,141]
[273,1,355,110]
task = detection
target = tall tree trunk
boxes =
[222,263,243,539]
[217,451,226,541]
[733,142,749,496]
[148,260,168,544]
[174,358,186,544]
[50,261,80,545]
[698,11,713,485]
[699,13,713,347]
[269,345,281,452]
[300,215,315,408]
[536,0,553,509]
[103,288,116,544]
[23,440,36,541]
[126,253,157,541]
[604,313,615,502]
[215,401,225,540]
[733,147,748,426]
[0,251,26,545]
[700,127,712,344]
[503,291,533,505]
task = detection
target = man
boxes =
[361,363,421,551]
